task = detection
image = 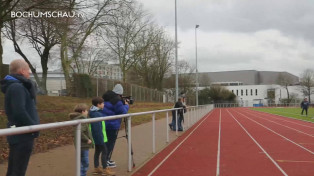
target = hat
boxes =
[113,84,123,95]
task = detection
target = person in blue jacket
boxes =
[89,97,115,176]
[102,84,129,168]
[0,59,40,176]
[301,98,310,116]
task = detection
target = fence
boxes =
[0,105,213,176]
[72,76,168,103]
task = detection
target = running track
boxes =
[133,108,314,176]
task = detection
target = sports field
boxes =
[252,107,314,122]
[133,108,314,176]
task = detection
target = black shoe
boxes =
[169,124,173,130]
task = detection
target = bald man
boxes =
[0,59,39,176]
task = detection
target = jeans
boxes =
[7,139,34,176]
[302,108,308,115]
[170,115,183,131]
[106,129,119,161]
[94,144,108,169]
[81,150,89,176]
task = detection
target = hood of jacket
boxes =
[69,112,87,120]
[0,74,36,100]
[90,105,100,112]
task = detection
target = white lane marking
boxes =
[226,110,288,176]
[248,109,314,129]
[147,110,214,176]
[216,109,222,176]
[242,110,314,138]
[235,110,314,155]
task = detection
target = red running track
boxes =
[132,108,314,176]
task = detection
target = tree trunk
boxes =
[40,47,50,94]
[285,86,290,103]
[60,33,72,95]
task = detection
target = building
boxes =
[199,70,299,86]
[197,70,313,106]
[30,62,123,96]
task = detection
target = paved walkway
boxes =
[0,114,193,176]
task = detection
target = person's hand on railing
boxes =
[87,139,92,144]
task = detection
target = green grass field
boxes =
[252,107,314,123]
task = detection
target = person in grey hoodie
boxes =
[69,103,93,176]
[0,59,39,176]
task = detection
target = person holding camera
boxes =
[102,84,129,168]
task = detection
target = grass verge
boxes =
[0,94,173,163]
[251,107,314,123]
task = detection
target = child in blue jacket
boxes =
[89,97,115,176]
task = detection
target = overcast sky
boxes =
[136,0,314,76]
[3,0,314,76]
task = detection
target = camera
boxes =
[122,96,134,105]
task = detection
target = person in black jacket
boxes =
[169,98,186,131]
[0,59,40,176]
[301,98,310,116]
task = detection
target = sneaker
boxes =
[108,160,116,164]
[168,124,173,130]
[107,161,116,168]
[93,167,102,175]
[102,167,116,176]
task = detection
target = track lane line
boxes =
[241,110,314,138]
[247,109,314,129]
[226,109,288,176]
[216,109,222,176]
[147,110,215,176]
[233,110,314,155]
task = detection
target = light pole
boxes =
[175,0,179,102]
[195,24,199,106]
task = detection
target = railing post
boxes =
[166,111,169,143]
[76,123,81,176]
[128,116,132,172]
[152,113,156,153]
[175,109,178,136]
[187,108,190,128]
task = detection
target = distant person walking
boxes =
[0,59,40,176]
[301,98,310,116]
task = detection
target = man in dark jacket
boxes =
[169,98,186,131]
[0,59,40,176]
[102,84,129,168]
[301,98,310,116]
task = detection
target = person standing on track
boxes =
[0,59,40,176]
[301,98,309,116]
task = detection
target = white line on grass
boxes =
[226,110,288,176]
[242,110,314,138]
[216,109,222,176]
[147,110,214,176]
[235,111,314,155]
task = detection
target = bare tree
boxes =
[57,0,121,94]
[102,1,148,82]
[276,73,294,103]
[300,69,314,103]
[199,73,211,87]
[0,0,53,77]
[132,25,174,90]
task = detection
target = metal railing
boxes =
[0,104,213,176]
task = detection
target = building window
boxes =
[241,90,243,96]
[255,89,258,96]
[232,90,234,93]
[251,89,253,96]
[236,90,238,96]
[246,89,248,96]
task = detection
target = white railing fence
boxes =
[0,104,213,175]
